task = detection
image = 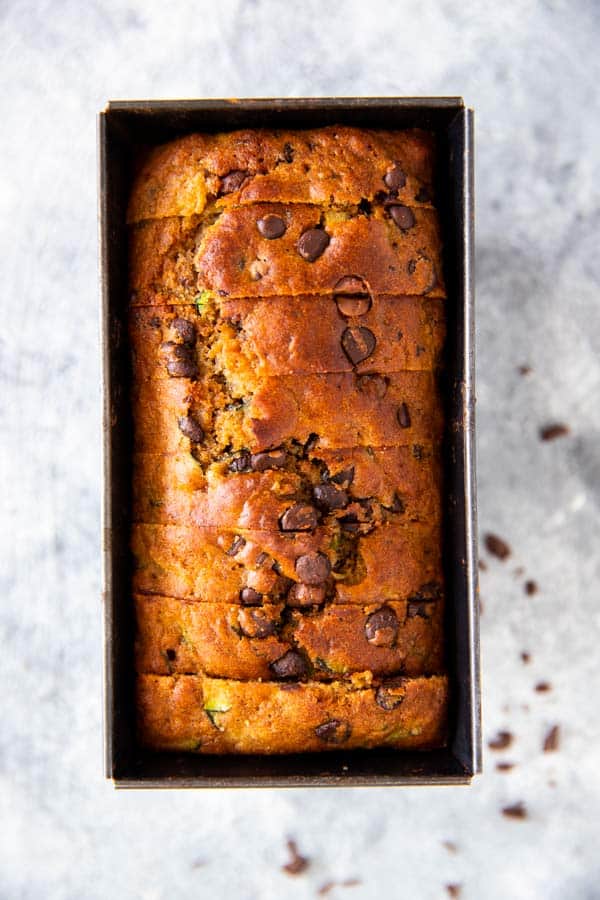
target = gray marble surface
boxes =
[2,1,600,897]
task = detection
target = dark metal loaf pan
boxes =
[99,97,479,788]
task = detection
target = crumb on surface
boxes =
[539,423,570,441]
[484,532,511,560]
[488,730,513,751]
[525,579,538,595]
[543,724,561,752]
[502,802,527,820]
[282,839,310,876]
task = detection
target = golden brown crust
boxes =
[135,595,444,680]
[127,126,437,224]
[129,126,447,754]
[136,673,448,753]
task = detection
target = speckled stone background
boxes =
[2,1,600,897]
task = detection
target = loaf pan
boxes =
[99,97,480,787]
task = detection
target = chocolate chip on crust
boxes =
[383,165,407,191]
[250,449,287,471]
[365,606,399,647]
[312,483,349,511]
[270,650,309,679]
[225,535,246,556]
[297,228,330,262]
[171,317,195,343]
[295,552,331,585]
[341,327,376,365]
[335,294,372,317]
[177,415,204,443]
[286,582,327,607]
[257,214,287,239]
[375,679,407,710]
[388,204,415,230]
[239,587,263,606]
[279,504,319,532]
[407,600,430,619]
[330,466,355,488]
[314,719,352,744]
[237,608,277,639]
[220,170,248,194]
[166,357,199,379]
[397,403,411,428]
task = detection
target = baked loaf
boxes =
[129,126,448,754]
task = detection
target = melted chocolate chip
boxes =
[270,650,309,679]
[303,433,319,453]
[357,373,389,399]
[375,679,406,710]
[339,515,360,533]
[295,552,331,585]
[257,214,287,239]
[239,587,263,606]
[407,600,430,619]
[286,582,327,607]
[330,466,355,487]
[220,170,248,194]
[341,327,376,365]
[297,228,330,262]
[312,483,349,510]
[171,317,195,343]
[226,535,246,556]
[314,719,352,744]
[279,504,318,532]
[166,357,198,379]
[177,415,204,443]
[250,449,287,471]
[165,648,176,661]
[282,142,295,163]
[383,165,406,191]
[335,295,372,317]
[407,254,438,293]
[228,451,252,473]
[365,606,399,647]
[397,403,411,428]
[389,204,415,230]
[237,608,277,639]
[333,275,369,294]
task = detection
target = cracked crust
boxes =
[136,673,448,753]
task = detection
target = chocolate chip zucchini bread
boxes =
[129,126,448,754]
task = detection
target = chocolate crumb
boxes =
[485,532,511,560]
[446,886,462,898]
[318,880,361,896]
[502,802,527,820]
[488,730,513,751]
[521,651,531,664]
[442,840,458,853]
[282,839,310,876]
[496,761,516,772]
[518,364,532,376]
[539,423,570,441]
[524,580,538,596]
[543,724,561,752]
[535,681,552,693]
[478,559,488,572]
